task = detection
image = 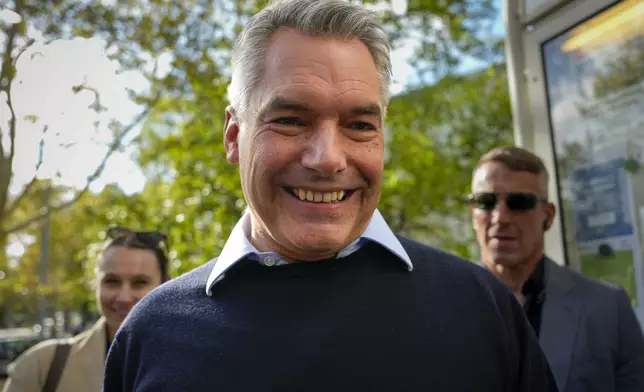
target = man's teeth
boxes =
[293,188,345,202]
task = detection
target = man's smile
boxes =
[283,186,355,203]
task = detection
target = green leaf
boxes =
[23,114,39,124]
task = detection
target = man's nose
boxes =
[301,125,347,176]
[491,199,512,224]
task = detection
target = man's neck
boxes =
[484,253,544,294]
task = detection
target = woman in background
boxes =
[3,227,170,392]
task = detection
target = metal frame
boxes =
[505,0,621,267]
[519,0,575,25]
[506,0,644,321]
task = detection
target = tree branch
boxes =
[0,16,18,93]
[0,10,21,223]
[4,125,48,218]
[6,87,17,168]
[2,92,161,236]
[13,38,36,67]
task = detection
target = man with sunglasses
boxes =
[470,146,644,392]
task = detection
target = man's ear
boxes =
[224,106,240,164]
[543,201,556,231]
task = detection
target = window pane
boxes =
[541,0,644,305]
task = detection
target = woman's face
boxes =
[96,245,163,338]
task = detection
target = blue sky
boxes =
[457,6,506,74]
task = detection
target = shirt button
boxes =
[263,257,276,267]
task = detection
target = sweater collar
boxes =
[205,209,412,295]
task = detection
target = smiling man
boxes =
[228,28,385,263]
[102,1,558,391]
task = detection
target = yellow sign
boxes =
[562,0,644,52]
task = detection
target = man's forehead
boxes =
[472,162,545,193]
[265,29,372,63]
[259,31,381,93]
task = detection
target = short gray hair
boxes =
[228,0,392,119]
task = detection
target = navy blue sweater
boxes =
[103,237,558,391]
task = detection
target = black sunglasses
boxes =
[106,226,169,250]
[467,192,547,212]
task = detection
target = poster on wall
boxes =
[541,0,644,305]
[570,158,634,243]
[570,158,639,301]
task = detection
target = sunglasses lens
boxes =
[469,192,541,212]
[471,193,497,210]
[506,193,538,211]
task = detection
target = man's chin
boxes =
[490,255,523,269]
[283,229,356,260]
[270,212,367,259]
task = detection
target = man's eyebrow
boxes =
[258,97,312,119]
[257,97,383,122]
[348,104,381,118]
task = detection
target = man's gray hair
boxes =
[228,0,392,119]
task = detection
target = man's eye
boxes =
[349,122,376,131]
[274,117,304,126]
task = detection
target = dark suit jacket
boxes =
[478,258,644,391]
[540,258,644,392]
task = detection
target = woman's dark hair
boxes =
[105,227,171,282]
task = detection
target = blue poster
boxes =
[571,158,634,242]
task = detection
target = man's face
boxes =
[471,162,556,269]
[224,29,384,261]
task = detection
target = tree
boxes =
[593,35,644,99]
[380,64,513,257]
[0,1,163,240]
[1,0,259,297]
[0,179,137,324]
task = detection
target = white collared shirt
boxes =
[205,209,412,295]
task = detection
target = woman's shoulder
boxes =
[9,321,100,370]
[18,337,59,359]
[7,337,59,378]
[5,334,87,391]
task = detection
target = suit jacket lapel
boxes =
[539,258,583,392]
[475,258,583,390]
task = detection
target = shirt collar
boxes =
[522,256,546,296]
[205,208,412,295]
